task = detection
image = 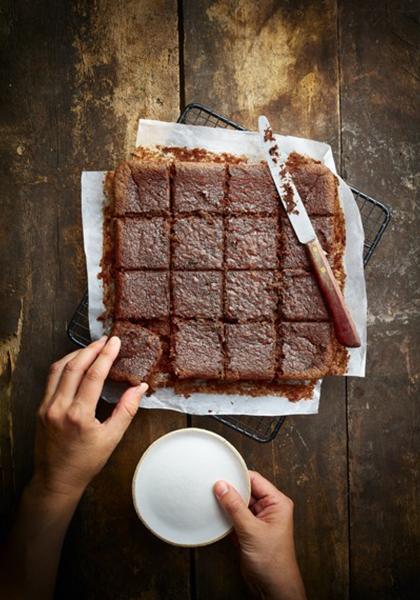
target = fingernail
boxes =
[108,336,120,346]
[98,335,108,342]
[214,480,229,499]
[136,382,149,395]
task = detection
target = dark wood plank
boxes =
[183,1,349,598]
[0,303,23,532]
[0,0,190,598]
[183,0,341,148]
[339,1,420,598]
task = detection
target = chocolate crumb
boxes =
[283,182,297,213]
[264,126,274,142]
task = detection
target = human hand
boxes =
[33,336,148,500]
[214,471,306,600]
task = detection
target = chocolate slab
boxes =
[225,216,279,269]
[115,271,170,320]
[280,271,329,321]
[278,321,334,379]
[108,154,345,388]
[114,217,170,269]
[172,271,223,318]
[225,322,277,380]
[110,321,162,385]
[281,216,335,270]
[286,152,338,216]
[173,215,223,269]
[224,271,278,321]
[227,162,279,215]
[174,162,225,213]
[114,160,170,215]
[113,163,138,215]
[173,320,224,379]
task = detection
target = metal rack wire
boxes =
[68,103,391,443]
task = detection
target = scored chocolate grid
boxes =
[221,163,229,377]
[113,161,334,380]
[168,162,175,379]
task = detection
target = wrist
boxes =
[247,554,301,600]
[28,472,85,507]
[264,560,306,600]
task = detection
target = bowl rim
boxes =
[131,427,251,547]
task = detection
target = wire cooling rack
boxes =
[68,103,391,444]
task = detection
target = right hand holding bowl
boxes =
[214,471,306,600]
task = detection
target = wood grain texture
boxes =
[1,0,418,598]
[183,1,349,598]
[276,380,349,599]
[340,0,420,597]
[0,0,190,598]
[183,0,340,151]
[0,302,23,533]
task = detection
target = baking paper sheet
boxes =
[81,119,367,416]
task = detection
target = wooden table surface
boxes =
[1,1,419,598]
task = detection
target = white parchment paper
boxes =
[81,120,366,416]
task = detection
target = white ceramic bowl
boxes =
[132,428,250,547]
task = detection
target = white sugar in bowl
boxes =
[132,428,250,546]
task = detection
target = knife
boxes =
[258,115,361,348]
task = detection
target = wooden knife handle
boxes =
[306,238,361,348]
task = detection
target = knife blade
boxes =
[258,115,361,348]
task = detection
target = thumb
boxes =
[213,480,255,536]
[105,382,148,438]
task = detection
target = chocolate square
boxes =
[109,321,162,385]
[173,320,224,379]
[286,153,337,215]
[224,271,278,321]
[113,163,138,215]
[227,163,279,214]
[173,216,223,269]
[174,162,225,213]
[282,216,335,270]
[225,217,279,269]
[114,217,170,269]
[115,271,170,320]
[225,322,276,380]
[113,160,170,215]
[280,272,328,321]
[172,271,223,319]
[278,322,333,379]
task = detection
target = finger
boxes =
[249,471,294,514]
[54,336,108,404]
[249,495,257,508]
[249,470,285,501]
[74,336,121,414]
[251,495,278,516]
[103,383,148,440]
[42,349,81,406]
[213,480,255,536]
